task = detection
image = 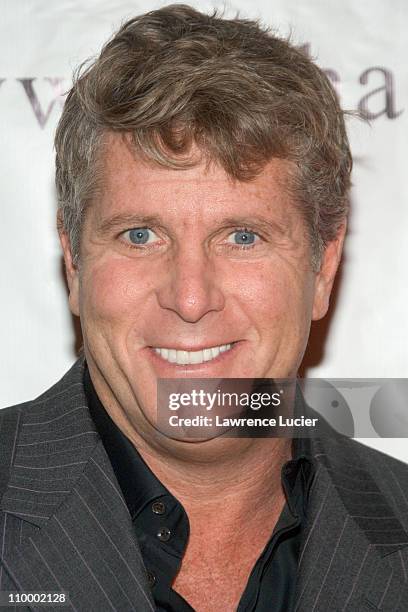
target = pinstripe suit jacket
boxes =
[1,358,408,611]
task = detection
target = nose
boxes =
[156,248,225,323]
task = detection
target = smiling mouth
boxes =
[152,343,234,365]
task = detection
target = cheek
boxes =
[231,262,314,325]
[79,258,156,325]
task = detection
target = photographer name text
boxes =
[168,415,319,428]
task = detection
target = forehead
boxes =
[93,134,296,225]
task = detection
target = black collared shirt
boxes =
[84,367,315,611]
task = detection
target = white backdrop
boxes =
[1,1,407,460]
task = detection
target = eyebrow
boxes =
[219,216,289,236]
[97,214,165,237]
[96,212,290,238]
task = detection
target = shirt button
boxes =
[152,501,166,515]
[147,570,156,587]
[157,527,171,542]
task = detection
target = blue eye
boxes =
[124,228,158,245]
[228,229,257,245]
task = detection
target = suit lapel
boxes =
[0,359,155,611]
[295,434,408,611]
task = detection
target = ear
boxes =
[57,210,80,317]
[312,222,347,321]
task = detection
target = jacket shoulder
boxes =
[342,438,408,527]
[351,438,408,481]
[0,358,86,492]
[1,357,86,414]
[0,401,27,442]
[0,403,26,501]
[349,437,408,470]
[0,400,31,418]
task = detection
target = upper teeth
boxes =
[154,343,232,365]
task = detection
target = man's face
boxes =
[61,135,343,444]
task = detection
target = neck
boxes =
[137,436,292,518]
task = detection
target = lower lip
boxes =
[146,342,241,372]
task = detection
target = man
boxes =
[1,4,407,611]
